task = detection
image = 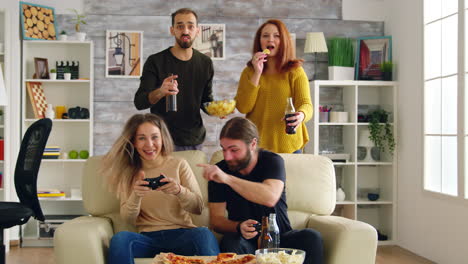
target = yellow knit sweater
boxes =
[235,66,313,153]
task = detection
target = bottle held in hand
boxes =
[166,73,177,112]
[268,213,280,248]
[285,97,296,134]
[259,216,272,249]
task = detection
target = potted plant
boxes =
[63,67,72,80]
[327,37,355,80]
[59,30,68,41]
[380,61,393,81]
[367,109,395,156]
[50,69,57,80]
[68,8,87,41]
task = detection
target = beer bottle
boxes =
[166,73,177,112]
[285,97,296,134]
[259,216,272,248]
[268,213,280,248]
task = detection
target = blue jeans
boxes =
[108,227,220,264]
[293,149,303,154]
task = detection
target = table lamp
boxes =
[304,32,328,80]
[358,128,375,162]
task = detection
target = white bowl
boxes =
[255,248,306,264]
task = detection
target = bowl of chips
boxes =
[255,248,305,264]
[204,99,236,117]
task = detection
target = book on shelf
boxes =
[43,153,60,159]
[38,189,65,198]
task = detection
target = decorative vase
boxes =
[75,32,86,42]
[50,73,57,80]
[58,34,68,41]
[64,73,71,80]
[382,72,392,81]
[45,104,55,119]
[336,187,346,201]
[328,66,355,80]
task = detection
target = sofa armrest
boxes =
[54,216,114,264]
[307,215,377,264]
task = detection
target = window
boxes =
[423,0,460,197]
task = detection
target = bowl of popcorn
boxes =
[204,99,236,117]
[255,248,306,264]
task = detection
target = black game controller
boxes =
[252,222,261,232]
[143,175,168,190]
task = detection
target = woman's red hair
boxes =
[247,19,303,73]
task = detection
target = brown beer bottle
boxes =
[285,97,296,134]
[259,216,272,248]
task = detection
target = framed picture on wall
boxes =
[106,30,143,78]
[193,24,225,60]
[355,36,392,80]
[20,2,57,40]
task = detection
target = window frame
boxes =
[422,0,467,200]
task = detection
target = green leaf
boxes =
[327,38,355,67]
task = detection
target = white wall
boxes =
[343,0,386,21]
[19,0,83,14]
[385,0,468,263]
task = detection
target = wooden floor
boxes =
[6,245,435,264]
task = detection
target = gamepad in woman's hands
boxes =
[143,175,169,190]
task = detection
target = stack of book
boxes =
[37,189,66,199]
[43,146,60,159]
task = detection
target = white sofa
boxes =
[54,150,377,264]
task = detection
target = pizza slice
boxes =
[157,252,206,264]
[216,253,237,261]
[207,254,255,264]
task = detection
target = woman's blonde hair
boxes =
[101,113,173,198]
[247,19,303,73]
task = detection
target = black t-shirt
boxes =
[134,47,214,146]
[208,150,292,234]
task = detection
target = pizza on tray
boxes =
[155,252,255,264]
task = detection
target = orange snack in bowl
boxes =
[263,49,270,55]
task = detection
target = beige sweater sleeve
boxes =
[120,192,142,225]
[176,159,204,215]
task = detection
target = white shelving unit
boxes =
[305,80,397,245]
[0,8,11,251]
[21,40,93,246]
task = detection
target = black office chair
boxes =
[0,118,52,263]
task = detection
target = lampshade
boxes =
[358,128,374,147]
[304,32,328,54]
[0,64,7,106]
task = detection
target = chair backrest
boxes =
[14,118,52,222]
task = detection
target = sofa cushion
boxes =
[82,156,120,216]
[279,154,335,216]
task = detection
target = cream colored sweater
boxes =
[236,66,313,153]
[120,155,203,233]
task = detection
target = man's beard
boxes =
[176,35,193,49]
[226,150,252,172]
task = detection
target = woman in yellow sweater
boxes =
[236,19,313,153]
[102,113,219,264]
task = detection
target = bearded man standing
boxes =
[134,8,214,151]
